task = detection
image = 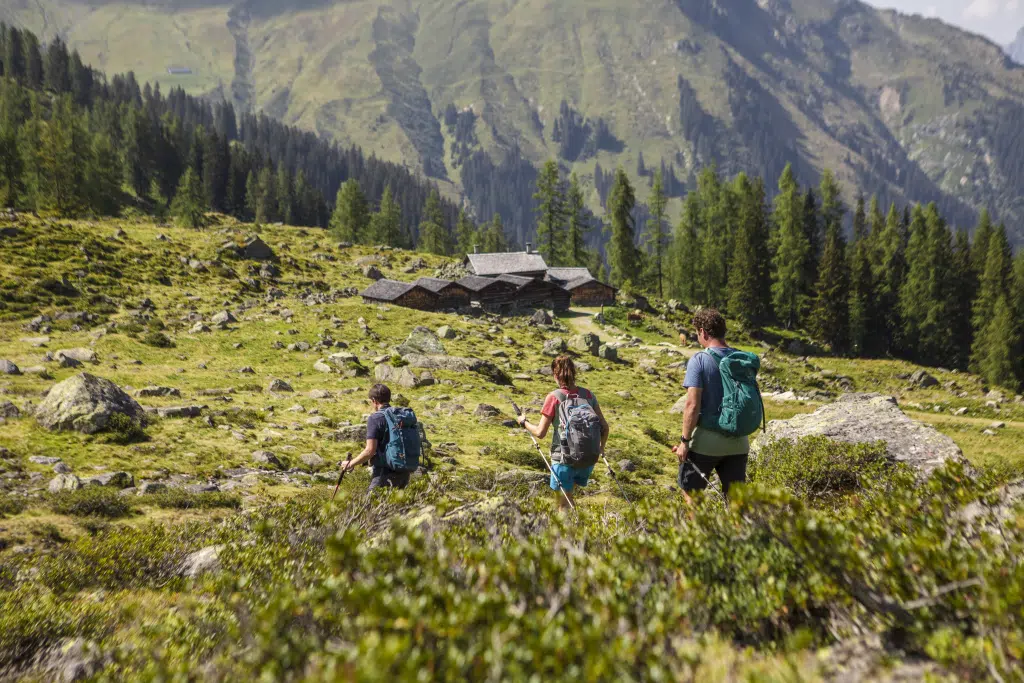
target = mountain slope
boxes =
[7,0,1024,243]
[1008,26,1024,65]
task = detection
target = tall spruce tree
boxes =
[770,163,809,329]
[971,209,994,278]
[370,185,404,247]
[276,166,293,225]
[645,168,669,297]
[606,167,639,288]
[801,186,821,312]
[418,189,449,255]
[329,178,369,243]
[667,191,700,303]
[254,166,277,225]
[88,133,122,216]
[977,295,1020,390]
[481,214,508,253]
[970,225,1013,371]
[810,221,850,352]
[566,172,590,267]
[0,117,23,207]
[949,230,976,369]
[695,167,729,307]
[454,208,477,256]
[848,194,875,355]
[534,159,566,266]
[873,203,906,354]
[726,173,771,326]
[170,167,207,228]
[40,95,87,216]
[900,204,956,365]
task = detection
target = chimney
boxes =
[525,242,533,254]
[473,244,479,254]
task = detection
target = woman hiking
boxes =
[516,355,610,509]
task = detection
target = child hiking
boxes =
[672,308,764,498]
[337,383,422,490]
[516,356,610,509]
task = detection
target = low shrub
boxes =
[49,486,135,519]
[0,493,26,518]
[491,445,548,472]
[142,330,174,348]
[102,412,147,445]
[144,490,241,510]
[748,436,892,504]
[0,587,101,669]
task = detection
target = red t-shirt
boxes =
[541,386,598,453]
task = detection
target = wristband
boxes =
[679,435,691,444]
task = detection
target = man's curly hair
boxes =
[693,308,727,340]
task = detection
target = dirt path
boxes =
[560,308,689,355]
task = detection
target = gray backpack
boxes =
[555,390,602,468]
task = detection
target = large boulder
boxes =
[396,327,447,356]
[56,348,97,364]
[909,370,939,388]
[0,359,21,375]
[569,333,601,356]
[542,337,566,357]
[242,237,275,261]
[752,393,970,477]
[375,364,420,389]
[402,354,511,385]
[36,373,146,434]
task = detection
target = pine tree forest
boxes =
[0,24,1021,390]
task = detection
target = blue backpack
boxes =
[379,407,422,472]
[701,348,766,437]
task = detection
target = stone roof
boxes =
[465,251,549,276]
[495,274,535,288]
[545,267,592,284]
[457,275,512,292]
[360,279,415,301]
[414,277,461,293]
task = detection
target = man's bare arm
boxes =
[682,386,702,440]
[345,438,378,470]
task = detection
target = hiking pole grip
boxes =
[331,453,353,502]
[507,399,576,514]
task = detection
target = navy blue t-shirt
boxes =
[366,406,391,463]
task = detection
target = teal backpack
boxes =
[378,407,422,472]
[700,348,766,437]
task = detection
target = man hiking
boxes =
[672,308,761,498]
[516,355,610,509]
[337,383,420,490]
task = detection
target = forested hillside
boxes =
[6,0,1024,246]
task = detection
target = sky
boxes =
[867,0,1023,45]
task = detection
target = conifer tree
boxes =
[0,118,23,207]
[18,92,43,210]
[40,95,87,216]
[170,167,207,228]
[88,133,122,216]
[276,166,293,225]
[454,208,477,256]
[370,185,403,246]
[254,166,277,225]
[971,209,994,278]
[534,160,566,266]
[727,173,770,326]
[645,168,669,297]
[418,189,449,255]
[149,178,168,221]
[770,163,808,329]
[329,179,369,243]
[900,204,956,365]
[847,194,874,355]
[801,186,821,308]
[873,203,906,354]
[668,191,699,303]
[695,166,728,307]
[606,167,639,288]
[970,225,1013,371]
[566,173,590,267]
[481,214,508,253]
[810,222,850,352]
[977,295,1019,390]
[244,170,258,223]
[950,230,975,368]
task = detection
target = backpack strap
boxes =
[381,407,398,429]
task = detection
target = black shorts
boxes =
[678,452,748,497]
[369,464,410,490]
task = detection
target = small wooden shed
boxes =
[414,277,472,309]
[360,279,440,311]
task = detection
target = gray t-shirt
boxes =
[682,348,749,456]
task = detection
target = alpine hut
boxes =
[546,268,617,307]
[464,244,549,278]
[456,275,521,311]
[360,279,440,311]
[413,277,472,309]
[497,274,572,312]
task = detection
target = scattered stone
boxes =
[53,462,73,474]
[785,340,806,355]
[543,337,566,356]
[136,386,181,398]
[474,404,501,418]
[985,389,1006,403]
[396,327,447,356]
[157,406,202,419]
[598,345,618,361]
[180,545,225,579]
[669,396,687,414]
[982,429,998,437]
[313,360,333,374]
[252,450,284,468]
[569,333,601,356]
[375,364,420,389]
[242,236,275,261]
[22,336,50,347]
[210,310,237,325]
[36,373,146,434]
[0,400,20,419]
[530,309,553,326]
[952,407,969,416]
[306,416,331,426]
[309,389,333,399]
[618,459,636,472]
[88,471,134,489]
[56,348,97,364]
[436,325,456,340]
[330,425,367,442]
[300,452,325,468]
[238,366,256,374]
[57,354,82,369]
[268,379,294,393]
[186,483,220,494]
[990,421,1006,429]
[362,264,384,280]
[137,482,167,495]
[48,473,81,493]
[30,456,62,466]
[909,370,939,388]
[190,322,211,334]
[752,394,971,477]
[0,359,20,375]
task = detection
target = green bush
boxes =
[491,445,548,472]
[142,330,174,348]
[102,412,147,445]
[144,490,241,510]
[49,486,135,518]
[748,436,892,504]
[0,493,25,518]
[0,587,101,668]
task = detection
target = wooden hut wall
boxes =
[570,282,616,307]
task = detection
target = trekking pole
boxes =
[683,458,727,503]
[509,400,577,513]
[601,452,633,505]
[331,453,354,502]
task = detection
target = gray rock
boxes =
[362,264,384,280]
[569,333,601,356]
[952,407,969,416]
[252,450,283,468]
[375,364,419,388]
[752,394,971,478]
[0,359,21,375]
[35,373,146,434]
[669,396,687,414]
[30,456,62,465]
[309,389,333,399]
[268,379,294,393]
[242,236,275,261]
[136,386,181,398]
[137,482,167,495]
[396,326,447,356]
[436,325,456,340]
[618,459,636,472]
[48,473,81,493]
[330,425,367,442]
[0,400,20,418]
[24,366,51,378]
[986,389,1006,403]
[56,348,97,364]
[982,429,998,436]
[530,309,553,326]
[402,354,482,373]
[57,355,82,369]
[300,452,325,468]
[542,337,566,357]
[909,369,939,388]
[190,322,211,334]
[785,340,806,355]
[53,462,72,474]
[185,483,220,494]
[306,415,331,426]
[238,366,256,374]
[88,471,134,489]
[990,421,1007,429]
[474,403,501,418]
[210,310,236,325]
[598,345,618,361]
[313,360,333,374]
[157,406,202,419]
[180,545,224,578]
